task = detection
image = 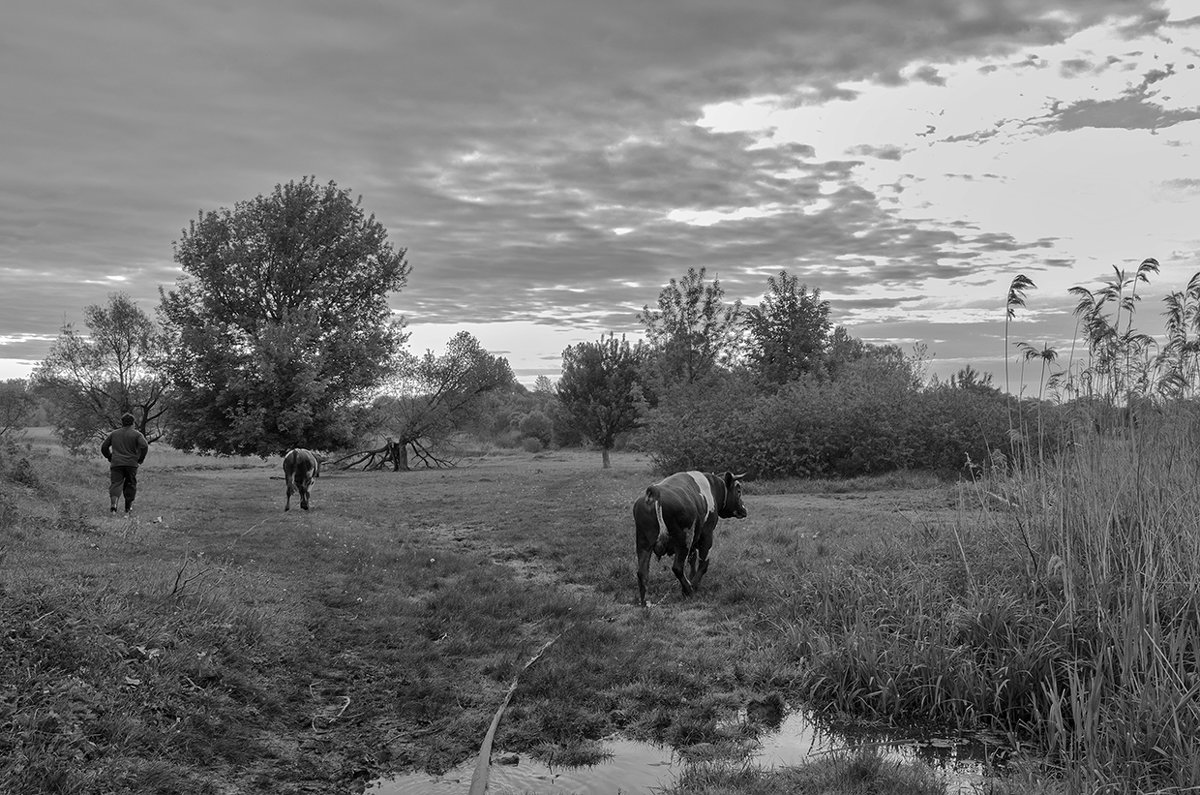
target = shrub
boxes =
[6,456,40,489]
[518,411,553,447]
[904,385,1012,475]
[494,429,524,449]
[638,363,1044,479]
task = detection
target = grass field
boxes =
[3,425,1196,794]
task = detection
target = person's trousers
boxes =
[109,465,138,509]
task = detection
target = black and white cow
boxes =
[283,448,321,511]
[632,470,747,606]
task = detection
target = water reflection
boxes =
[369,738,678,795]
[369,705,1002,795]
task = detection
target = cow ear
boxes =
[724,471,735,488]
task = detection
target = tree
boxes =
[825,326,904,381]
[557,333,647,468]
[0,379,37,440]
[158,177,410,456]
[744,270,831,384]
[31,293,169,452]
[638,267,741,387]
[347,332,515,470]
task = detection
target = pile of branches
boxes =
[327,438,456,471]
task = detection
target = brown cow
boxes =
[632,470,747,606]
[283,448,321,511]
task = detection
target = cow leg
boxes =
[686,519,707,583]
[285,482,293,512]
[671,546,693,598]
[691,528,714,591]
[636,547,653,606]
[300,483,310,511]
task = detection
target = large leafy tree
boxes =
[159,177,410,456]
[31,293,169,452]
[744,270,831,384]
[638,267,742,387]
[359,332,515,470]
[557,333,646,468]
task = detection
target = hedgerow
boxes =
[641,362,1023,479]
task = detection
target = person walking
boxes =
[101,412,149,514]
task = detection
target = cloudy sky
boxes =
[3,1,1198,391]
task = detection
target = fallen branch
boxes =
[469,633,562,795]
[326,445,390,470]
[328,438,460,471]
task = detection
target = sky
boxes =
[2,1,1199,392]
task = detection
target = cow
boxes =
[283,448,321,511]
[632,470,747,607]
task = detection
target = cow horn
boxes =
[732,472,747,480]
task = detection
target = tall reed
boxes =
[993,406,1200,790]
[789,263,1200,791]
[989,260,1200,789]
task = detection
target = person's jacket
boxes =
[101,426,148,467]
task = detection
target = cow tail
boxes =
[646,487,669,558]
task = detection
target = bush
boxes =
[6,456,40,489]
[642,362,1025,479]
[518,411,553,447]
[641,376,762,475]
[904,385,1012,475]
[494,429,524,449]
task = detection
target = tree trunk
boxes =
[391,440,409,471]
[601,447,611,469]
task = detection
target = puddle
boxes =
[368,705,1005,795]
[368,738,678,795]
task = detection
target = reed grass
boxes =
[757,263,1200,791]
[661,746,948,795]
[735,412,1200,790]
[995,407,1200,791]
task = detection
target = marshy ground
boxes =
[0,434,1122,793]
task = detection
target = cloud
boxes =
[847,144,906,160]
[0,0,1194,386]
[910,65,946,86]
[1044,94,1200,130]
[1059,57,1098,77]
